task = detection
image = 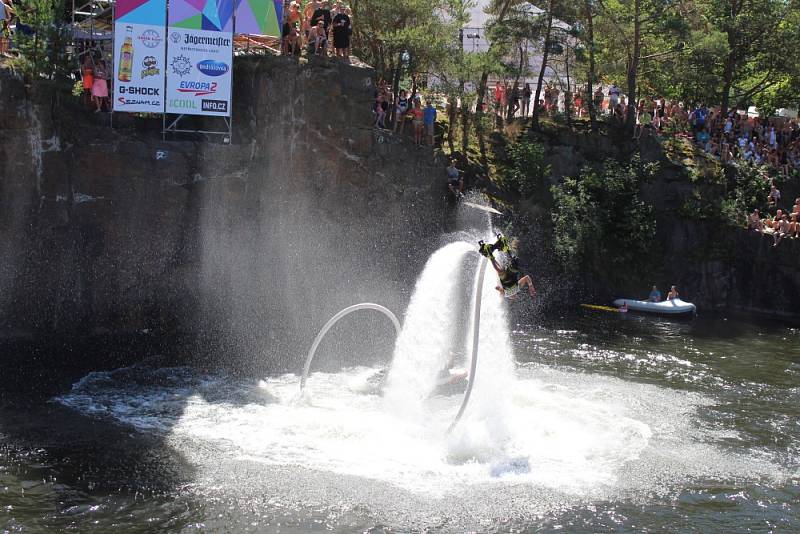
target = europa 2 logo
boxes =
[177,80,217,96]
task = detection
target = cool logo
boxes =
[169,99,197,109]
[197,60,229,77]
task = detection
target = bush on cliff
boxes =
[551,156,658,287]
[503,139,551,198]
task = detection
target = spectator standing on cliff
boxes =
[522,83,532,117]
[331,6,351,59]
[80,53,94,107]
[423,100,437,146]
[494,83,505,117]
[91,58,109,113]
[410,99,424,146]
[303,0,318,41]
[393,89,408,133]
[593,87,604,114]
[311,1,332,35]
[282,2,301,52]
[608,84,620,114]
[508,82,520,120]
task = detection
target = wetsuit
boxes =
[498,261,522,297]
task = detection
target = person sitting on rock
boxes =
[789,212,799,239]
[768,184,781,208]
[446,159,463,197]
[748,209,764,232]
[773,215,791,247]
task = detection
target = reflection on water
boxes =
[1,313,799,532]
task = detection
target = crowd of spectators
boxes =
[495,82,799,184]
[748,193,800,247]
[282,0,352,59]
[490,79,800,179]
[372,77,437,147]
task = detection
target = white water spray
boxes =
[383,241,473,419]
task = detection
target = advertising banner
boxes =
[112,0,167,113]
[234,0,282,37]
[166,0,234,116]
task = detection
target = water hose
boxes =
[300,303,402,391]
[447,257,488,434]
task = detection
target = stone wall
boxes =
[0,57,450,364]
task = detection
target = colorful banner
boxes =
[112,0,167,113]
[166,0,234,116]
[235,0,282,37]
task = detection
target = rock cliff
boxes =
[0,56,449,366]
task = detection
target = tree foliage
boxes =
[504,139,551,197]
[550,157,658,283]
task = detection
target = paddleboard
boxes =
[462,201,503,215]
[581,304,624,313]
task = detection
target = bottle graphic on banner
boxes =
[118,25,134,82]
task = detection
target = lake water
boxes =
[1,312,798,533]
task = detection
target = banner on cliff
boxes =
[165,0,234,117]
[234,0,282,37]
[112,0,167,113]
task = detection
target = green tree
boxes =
[550,157,657,285]
[594,0,687,133]
[351,0,470,91]
[8,0,72,81]
[703,0,800,116]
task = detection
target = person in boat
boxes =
[619,301,629,313]
[479,235,536,300]
[648,285,662,302]
[667,285,679,301]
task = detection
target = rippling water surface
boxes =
[1,313,798,532]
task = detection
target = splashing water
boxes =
[382,241,474,419]
[52,237,791,529]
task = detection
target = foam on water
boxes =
[52,238,790,526]
[54,362,783,502]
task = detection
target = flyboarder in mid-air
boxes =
[478,234,537,299]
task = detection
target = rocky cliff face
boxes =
[512,128,800,319]
[0,57,449,365]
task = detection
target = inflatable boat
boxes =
[612,298,696,316]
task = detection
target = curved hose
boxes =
[300,303,402,391]
[447,258,488,434]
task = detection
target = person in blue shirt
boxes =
[648,285,662,302]
[423,101,437,146]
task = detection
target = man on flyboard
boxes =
[478,234,537,300]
